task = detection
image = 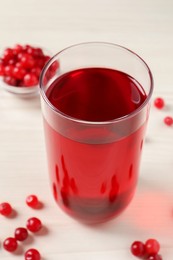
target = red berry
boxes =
[13,44,23,54]
[25,248,41,260]
[0,202,12,216]
[34,47,44,57]
[50,60,59,72]
[3,48,14,61]
[23,73,38,86]
[145,239,160,255]
[4,76,18,86]
[154,97,165,109]
[146,254,162,260]
[20,54,35,69]
[13,66,26,79]
[26,195,39,208]
[4,65,14,76]
[26,46,35,55]
[36,57,45,69]
[3,237,18,252]
[14,227,28,241]
[131,241,145,257]
[164,116,173,126]
[8,59,16,65]
[26,217,42,232]
[31,67,41,78]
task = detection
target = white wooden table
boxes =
[0,0,173,259]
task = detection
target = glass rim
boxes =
[39,41,154,125]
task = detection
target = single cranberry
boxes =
[25,248,41,260]
[131,241,146,257]
[0,202,12,216]
[26,195,39,208]
[3,237,18,252]
[13,44,23,54]
[50,60,59,72]
[3,48,14,61]
[15,62,23,68]
[34,48,44,57]
[26,46,35,56]
[4,65,14,76]
[36,57,45,69]
[20,54,35,69]
[164,116,173,126]
[145,239,160,255]
[13,66,26,79]
[26,217,42,232]
[44,55,51,63]
[8,59,16,65]
[23,73,38,86]
[4,76,18,86]
[14,227,28,241]
[146,254,162,260]
[154,97,165,109]
[31,67,41,78]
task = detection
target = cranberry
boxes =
[25,248,41,260]
[36,57,45,68]
[8,59,16,65]
[131,241,145,257]
[20,54,35,69]
[26,195,39,208]
[146,254,162,260]
[13,66,26,79]
[145,239,160,255]
[31,67,41,77]
[0,202,12,216]
[4,65,14,76]
[14,227,28,241]
[154,97,165,109]
[50,60,59,72]
[34,48,44,57]
[23,73,38,86]
[26,217,42,232]
[4,76,18,86]
[3,48,14,61]
[164,116,173,126]
[3,237,18,252]
[13,44,23,54]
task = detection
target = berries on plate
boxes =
[25,248,41,260]
[0,202,12,216]
[26,217,42,232]
[0,44,58,87]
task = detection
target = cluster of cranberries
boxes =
[154,97,173,126]
[131,239,162,259]
[0,44,58,87]
[0,195,42,259]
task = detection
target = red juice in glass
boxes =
[40,43,153,223]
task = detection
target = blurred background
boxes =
[0,0,173,91]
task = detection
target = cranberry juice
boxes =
[44,68,147,223]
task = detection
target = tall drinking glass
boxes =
[39,42,153,223]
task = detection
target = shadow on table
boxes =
[88,178,173,239]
